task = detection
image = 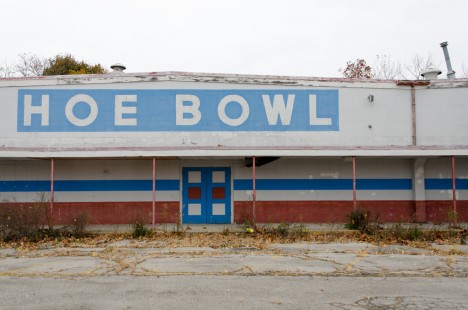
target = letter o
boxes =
[218,95,249,126]
[65,94,98,126]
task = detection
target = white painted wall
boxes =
[234,158,413,201]
[1,157,466,203]
[0,159,50,202]
[425,157,468,200]
[417,88,468,146]
[1,73,467,158]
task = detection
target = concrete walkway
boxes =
[84,222,468,233]
[1,241,466,278]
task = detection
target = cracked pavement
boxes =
[1,240,467,309]
[1,241,467,278]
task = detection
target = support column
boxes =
[413,158,427,222]
[252,156,256,223]
[352,156,357,211]
[50,158,55,226]
[451,156,457,225]
[152,157,156,229]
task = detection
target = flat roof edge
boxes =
[3,71,466,88]
[2,147,468,158]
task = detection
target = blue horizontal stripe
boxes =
[234,179,413,190]
[4,178,468,193]
[0,180,50,192]
[358,179,413,190]
[0,180,179,192]
[425,179,468,190]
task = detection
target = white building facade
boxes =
[0,72,467,224]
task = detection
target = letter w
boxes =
[262,94,295,125]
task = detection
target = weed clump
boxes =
[70,210,90,238]
[131,212,152,238]
[243,221,309,240]
[0,194,57,242]
[385,223,422,241]
[344,209,381,234]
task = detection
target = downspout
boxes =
[50,158,55,227]
[352,156,357,211]
[152,157,156,229]
[252,156,256,223]
[411,85,416,146]
[397,80,431,222]
[451,156,457,225]
[396,80,431,146]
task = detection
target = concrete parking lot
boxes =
[1,239,467,309]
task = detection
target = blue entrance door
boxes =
[182,167,231,224]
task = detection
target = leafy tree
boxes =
[340,59,373,79]
[42,54,107,75]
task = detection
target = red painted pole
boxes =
[252,156,256,223]
[50,158,55,226]
[152,157,156,229]
[451,156,457,225]
[352,156,357,211]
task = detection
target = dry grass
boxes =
[1,228,465,252]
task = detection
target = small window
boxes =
[212,187,225,199]
[188,187,201,199]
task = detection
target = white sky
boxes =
[1,0,467,78]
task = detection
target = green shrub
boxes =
[132,222,152,238]
[406,225,422,241]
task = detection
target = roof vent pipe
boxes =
[440,42,456,79]
[110,63,126,73]
[421,68,442,80]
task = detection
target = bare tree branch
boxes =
[461,63,468,78]
[402,54,436,80]
[15,53,47,77]
[0,59,16,78]
[373,55,403,80]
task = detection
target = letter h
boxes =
[24,94,49,126]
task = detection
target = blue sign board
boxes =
[18,89,339,132]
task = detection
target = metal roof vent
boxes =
[421,68,442,80]
[440,42,456,79]
[110,63,126,73]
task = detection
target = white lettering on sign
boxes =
[115,95,137,126]
[19,90,338,131]
[309,94,332,125]
[218,95,249,126]
[24,95,49,126]
[65,94,98,127]
[176,95,201,125]
[262,94,295,125]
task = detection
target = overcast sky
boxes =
[1,0,467,78]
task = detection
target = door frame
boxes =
[180,164,233,224]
